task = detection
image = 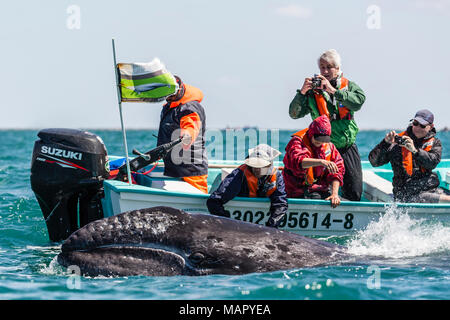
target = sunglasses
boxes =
[412,120,427,129]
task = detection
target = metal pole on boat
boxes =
[112,38,133,185]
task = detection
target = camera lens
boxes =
[394,135,407,145]
[311,76,321,89]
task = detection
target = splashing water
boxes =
[346,204,450,259]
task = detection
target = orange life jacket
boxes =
[238,164,277,197]
[292,129,332,185]
[168,84,204,109]
[313,77,352,121]
[398,131,434,176]
[182,174,208,194]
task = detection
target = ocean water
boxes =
[1,129,450,300]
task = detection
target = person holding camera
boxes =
[369,109,450,203]
[289,49,366,201]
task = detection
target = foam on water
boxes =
[346,204,450,258]
[39,256,65,276]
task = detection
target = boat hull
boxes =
[102,179,450,236]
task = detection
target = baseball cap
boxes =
[313,134,331,143]
[308,115,332,143]
[412,109,434,126]
[244,144,281,168]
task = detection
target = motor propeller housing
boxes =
[30,128,109,242]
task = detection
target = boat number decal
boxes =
[225,210,354,230]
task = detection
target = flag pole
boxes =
[112,38,133,185]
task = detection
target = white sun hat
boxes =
[244,144,281,168]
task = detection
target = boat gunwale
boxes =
[103,179,450,210]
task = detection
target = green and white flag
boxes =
[117,58,178,102]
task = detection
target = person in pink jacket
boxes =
[283,115,345,207]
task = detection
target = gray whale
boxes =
[57,206,348,277]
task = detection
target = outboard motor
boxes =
[30,128,109,242]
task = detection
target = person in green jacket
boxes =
[289,49,366,201]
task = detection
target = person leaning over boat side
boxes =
[207,144,287,228]
[283,115,345,208]
[369,109,450,203]
[289,49,365,201]
[157,75,208,193]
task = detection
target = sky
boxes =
[1,0,450,130]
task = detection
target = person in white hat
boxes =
[207,144,287,228]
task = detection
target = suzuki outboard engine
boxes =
[30,128,109,242]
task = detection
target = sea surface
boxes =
[0,129,449,300]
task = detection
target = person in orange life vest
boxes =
[369,109,450,203]
[283,115,345,208]
[207,144,287,228]
[157,76,208,193]
[289,49,365,202]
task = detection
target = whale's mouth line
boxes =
[67,243,213,276]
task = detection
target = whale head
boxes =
[57,206,347,277]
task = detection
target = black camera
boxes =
[311,75,322,89]
[394,135,408,146]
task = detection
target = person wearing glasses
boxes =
[369,109,450,203]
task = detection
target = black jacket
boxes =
[157,94,208,178]
[368,126,442,201]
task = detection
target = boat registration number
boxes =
[224,210,355,230]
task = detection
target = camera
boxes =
[311,75,322,89]
[394,135,408,146]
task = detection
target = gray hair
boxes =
[318,49,341,69]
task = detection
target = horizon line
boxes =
[1,126,449,132]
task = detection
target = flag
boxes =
[117,58,179,102]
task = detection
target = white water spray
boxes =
[347,204,450,258]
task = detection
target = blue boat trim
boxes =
[103,180,450,209]
[104,159,450,209]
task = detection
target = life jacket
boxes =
[157,84,208,178]
[238,164,277,197]
[313,77,352,121]
[182,174,208,194]
[292,128,332,185]
[398,131,434,176]
[167,84,203,109]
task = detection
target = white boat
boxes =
[102,159,450,236]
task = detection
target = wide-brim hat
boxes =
[244,144,281,168]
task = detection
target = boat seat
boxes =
[208,168,237,194]
[434,168,450,191]
[445,171,450,190]
[221,168,234,180]
[362,170,394,202]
